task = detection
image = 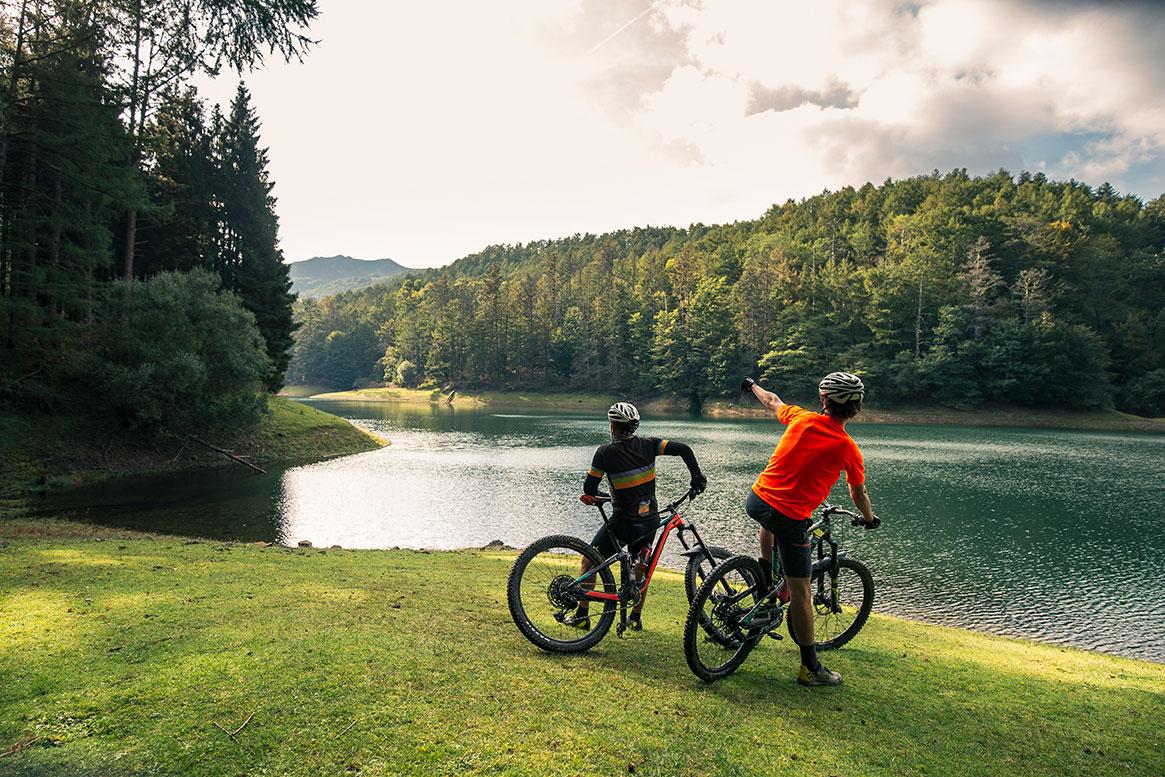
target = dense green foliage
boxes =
[86,270,270,431]
[0,1,317,428]
[290,171,1165,414]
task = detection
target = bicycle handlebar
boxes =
[579,488,697,514]
[821,502,881,530]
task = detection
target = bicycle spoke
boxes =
[516,546,614,644]
[691,563,761,672]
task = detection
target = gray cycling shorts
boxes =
[745,490,812,578]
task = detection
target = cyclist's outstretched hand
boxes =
[690,473,707,495]
[740,377,756,392]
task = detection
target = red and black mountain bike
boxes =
[507,489,731,653]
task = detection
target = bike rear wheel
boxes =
[684,555,766,682]
[507,535,618,653]
[786,557,874,650]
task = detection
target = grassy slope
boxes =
[297,387,1165,433]
[1,522,1161,776]
[0,397,384,499]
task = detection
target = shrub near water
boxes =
[83,270,271,432]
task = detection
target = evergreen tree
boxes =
[217,83,295,390]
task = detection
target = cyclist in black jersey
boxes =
[573,402,707,630]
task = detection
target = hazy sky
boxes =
[199,0,1165,267]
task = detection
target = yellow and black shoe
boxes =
[797,664,843,687]
[568,609,591,630]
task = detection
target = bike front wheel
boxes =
[786,557,874,650]
[683,545,732,603]
[684,555,766,682]
[507,534,618,653]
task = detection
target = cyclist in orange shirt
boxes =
[740,372,880,687]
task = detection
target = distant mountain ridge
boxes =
[289,255,411,298]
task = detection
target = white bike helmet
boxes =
[818,372,865,404]
[607,402,640,430]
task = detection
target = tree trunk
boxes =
[124,207,137,280]
[689,389,703,416]
[48,179,61,318]
[914,275,924,358]
[0,0,30,194]
[123,0,143,281]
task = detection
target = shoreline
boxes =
[293,386,1165,433]
[0,397,387,501]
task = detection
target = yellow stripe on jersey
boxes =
[587,467,604,478]
[658,439,668,454]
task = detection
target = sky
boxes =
[198,0,1165,268]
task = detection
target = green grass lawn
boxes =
[1,521,1161,776]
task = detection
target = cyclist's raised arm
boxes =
[741,377,785,416]
[655,439,707,493]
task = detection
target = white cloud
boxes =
[200,0,1165,266]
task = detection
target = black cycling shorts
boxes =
[745,489,812,578]
[591,515,661,560]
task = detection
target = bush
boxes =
[395,359,419,388]
[1121,369,1165,417]
[83,270,270,432]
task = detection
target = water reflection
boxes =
[35,399,1165,662]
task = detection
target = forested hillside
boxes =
[289,255,409,298]
[0,1,316,433]
[289,171,1165,416]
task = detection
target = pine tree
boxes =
[217,83,295,391]
[137,86,219,277]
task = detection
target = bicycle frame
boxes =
[574,491,716,634]
[737,505,853,627]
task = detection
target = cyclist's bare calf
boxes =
[786,575,814,645]
[575,556,647,619]
[575,557,595,620]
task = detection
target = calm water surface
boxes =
[38,400,1165,662]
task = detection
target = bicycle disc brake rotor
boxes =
[546,574,582,610]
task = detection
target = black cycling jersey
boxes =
[583,435,701,520]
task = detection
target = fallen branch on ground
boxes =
[212,710,256,743]
[0,736,41,758]
[188,436,266,474]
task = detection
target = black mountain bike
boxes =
[507,489,731,653]
[684,503,878,682]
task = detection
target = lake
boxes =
[37,399,1165,662]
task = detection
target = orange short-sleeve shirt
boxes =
[751,404,864,521]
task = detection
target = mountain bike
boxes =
[507,489,731,653]
[684,503,878,682]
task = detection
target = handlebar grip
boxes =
[851,515,881,529]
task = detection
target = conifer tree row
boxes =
[0,0,316,421]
